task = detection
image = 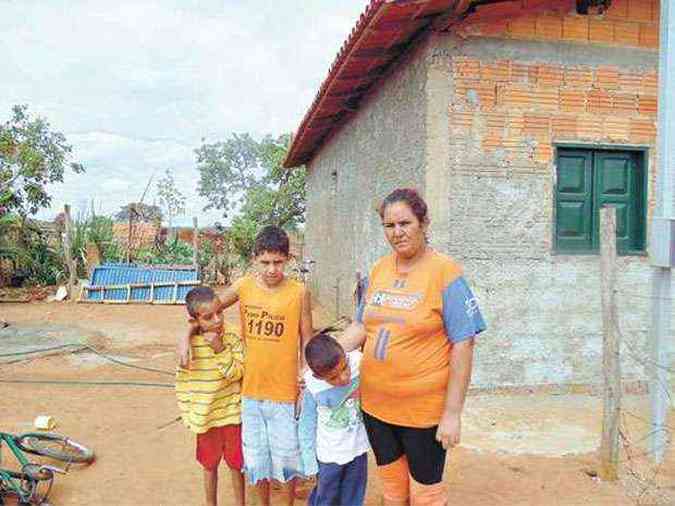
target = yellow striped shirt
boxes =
[175,324,244,434]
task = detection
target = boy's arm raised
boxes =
[177,323,200,369]
[338,321,366,352]
[216,284,240,313]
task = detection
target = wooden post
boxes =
[63,205,77,301]
[126,203,134,263]
[192,217,199,276]
[599,206,620,481]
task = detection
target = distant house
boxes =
[285,0,666,388]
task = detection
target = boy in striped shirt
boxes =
[176,287,245,506]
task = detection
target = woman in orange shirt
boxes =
[341,188,486,506]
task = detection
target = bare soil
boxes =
[0,301,673,505]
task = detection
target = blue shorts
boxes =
[241,397,304,485]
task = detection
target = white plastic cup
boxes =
[34,415,56,430]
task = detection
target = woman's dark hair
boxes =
[305,333,345,376]
[378,188,429,224]
[253,225,290,257]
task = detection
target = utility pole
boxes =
[649,0,675,464]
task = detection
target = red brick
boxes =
[560,90,587,112]
[638,95,658,115]
[604,117,631,140]
[588,89,613,113]
[639,24,659,48]
[452,111,474,131]
[618,71,643,92]
[523,114,551,141]
[531,87,560,111]
[536,14,563,40]
[503,137,527,159]
[454,57,481,78]
[597,66,620,89]
[552,116,578,139]
[507,114,525,136]
[482,135,504,151]
[509,14,537,39]
[613,93,638,115]
[535,143,553,164]
[500,85,532,109]
[485,111,507,132]
[628,0,653,22]
[606,0,629,18]
[482,61,511,82]
[641,71,658,94]
[614,21,640,46]
[577,117,603,139]
[564,68,594,88]
[511,63,537,84]
[538,64,564,87]
[630,118,656,139]
[562,15,589,41]
[589,19,614,44]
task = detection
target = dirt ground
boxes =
[1,301,674,505]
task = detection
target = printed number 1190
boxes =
[247,318,284,337]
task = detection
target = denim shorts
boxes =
[241,397,304,485]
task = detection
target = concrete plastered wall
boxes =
[305,37,431,318]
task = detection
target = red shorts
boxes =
[196,424,243,471]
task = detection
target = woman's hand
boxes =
[436,410,461,450]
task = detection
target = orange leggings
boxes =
[377,456,448,505]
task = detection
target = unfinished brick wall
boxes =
[457,0,659,50]
[430,0,664,387]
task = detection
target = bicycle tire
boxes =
[1,467,53,505]
[16,433,95,464]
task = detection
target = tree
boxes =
[0,105,84,217]
[114,202,163,223]
[157,168,186,234]
[195,133,306,260]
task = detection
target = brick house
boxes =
[284,0,668,389]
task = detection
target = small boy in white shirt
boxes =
[298,333,369,506]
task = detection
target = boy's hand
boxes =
[204,332,225,354]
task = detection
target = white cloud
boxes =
[1,0,367,224]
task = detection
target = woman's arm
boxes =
[436,338,475,450]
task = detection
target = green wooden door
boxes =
[594,151,646,254]
[556,150,594,252]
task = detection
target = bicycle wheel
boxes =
[16,433,95,464]
[2,467,53,505]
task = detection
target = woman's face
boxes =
[382,201,427,260]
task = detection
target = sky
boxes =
[0,0,367,226]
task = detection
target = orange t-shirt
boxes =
[359,251,485,428]
[234,274,304,403]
